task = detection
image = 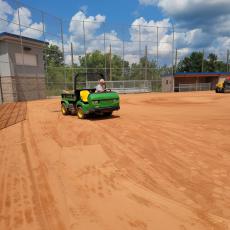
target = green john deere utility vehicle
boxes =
[61,73,120,119]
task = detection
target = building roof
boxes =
[175,72,230,78]
[0,32,49,45]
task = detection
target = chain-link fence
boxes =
[0,0,229,101]
[177,83,211,92]
[0,0,176,99]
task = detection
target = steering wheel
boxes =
[104,89,111,92]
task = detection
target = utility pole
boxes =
[175,48,178,73]
[109,44,112,81]
[139,24,142,79]
[122,40,125,79]
[202,49,205,72]
[145,45,148,80]
[70,42,74,90]
[171,24,175,76]
[82,20,87,86]
[156,26,159,68]
[103,23,107,79]
[227,49,229,72]
[70,42,74,67]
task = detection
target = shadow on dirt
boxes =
[0,102,27,130]
[87,114,120,121]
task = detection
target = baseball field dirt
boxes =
[0,91,230,230]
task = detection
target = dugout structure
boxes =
[0,32,48,103]
[162,72,230,92]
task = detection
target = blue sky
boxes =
[1,0,230,64]
[21,0,163,24]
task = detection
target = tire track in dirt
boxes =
[1,92,230,230]
[20,122,49,230]
[87,116,229,229]
[0,133,12,229]
[51,93,230,229]
[24,119,67,230]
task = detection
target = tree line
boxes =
[44,44,229,89]
[176,52,228,73]
[44,44,170,85]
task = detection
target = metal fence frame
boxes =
[178,83,211,92]
[46,79,162,96]
[0,0,175,89]
[0,0,225,101]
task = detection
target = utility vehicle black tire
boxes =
[61,103,69,115]
[77,107,85,119]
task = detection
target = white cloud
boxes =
[140,0,230,36]
[130,17,171,42]
[0,5,44,39]
[65,54,80,65]
[0,0,13,31]
[157,0,230,18]
[21,22,44,39]
[69,11,105,40]
[124,54,140,64]
[137,0,230,62]
[0,0,13,18]
[9,7,32,34]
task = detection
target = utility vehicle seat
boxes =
[80,90,90,102]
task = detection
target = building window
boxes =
[15,53,37,66]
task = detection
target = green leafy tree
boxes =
[177,52,203,72]
[130,57,158,80]
[177,51,227,73]
[44,44,69,94]
[79,50,130,81]
[44,44,64,67]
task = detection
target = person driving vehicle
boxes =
[96,79,106,92]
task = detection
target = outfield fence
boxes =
[178,83,211,92]
[46,79,162,96]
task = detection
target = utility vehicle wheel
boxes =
[77,107,85,119]
[61,103,69,115]
[215,88,219,93]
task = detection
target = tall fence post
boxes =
[109,44,112,81]
[138,24,142,79]
[202,49,205,72]
[41,11,48,88]
[17,3,25,77]
[60,19,66,89]
[156,26,159,72]
[175,48,178,72]
[0,76,3,103]
[70,42,75,90]
[171,24,175,76]
[83,20,88,87]
[103,22,107,79]
[227,49,229,72]
[145,45,148,80]
[122,39,125,79]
